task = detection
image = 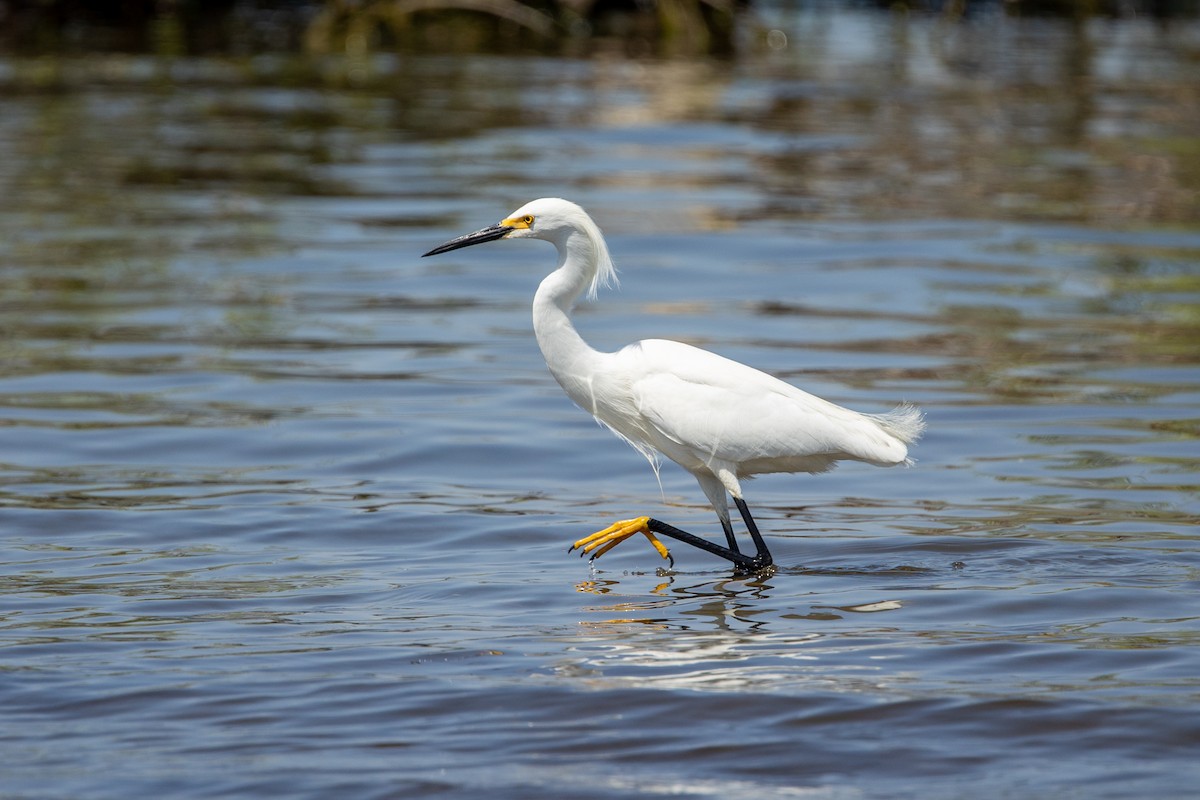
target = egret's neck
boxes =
[532,232,608,411]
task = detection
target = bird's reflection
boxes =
[574,570,779,633]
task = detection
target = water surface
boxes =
[2,10,1199,799]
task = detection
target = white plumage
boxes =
[424,198,923,571]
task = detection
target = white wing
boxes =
[604,339,920,478]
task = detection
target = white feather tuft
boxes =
[579,211,618,300]
[869,402,926,464]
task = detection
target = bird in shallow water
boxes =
[423,198,924,573]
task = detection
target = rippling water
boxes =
[2,9,1199,799]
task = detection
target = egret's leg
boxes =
[733,497,773,570]
[719,516,741,554]
[696,472,740,554]
[570,499,774,572]
[645,513,773,573]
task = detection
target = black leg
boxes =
[646,502,773,573]
[720,516,741,554]
[734,497,773,568]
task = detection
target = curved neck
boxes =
[532,232,608,411]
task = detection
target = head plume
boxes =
[507,197,619,301]
[577,207,618,300]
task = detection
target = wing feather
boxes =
[618,339,917,476]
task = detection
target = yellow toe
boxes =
[641,531,672,562]
[569,516,672,564]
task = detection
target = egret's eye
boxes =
[522,215,535,226]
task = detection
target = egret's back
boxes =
[592,339,923,479]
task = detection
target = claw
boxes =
[569,516,673,565]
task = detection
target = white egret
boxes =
[423,198,924,572]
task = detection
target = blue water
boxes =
[2,10,1199,799]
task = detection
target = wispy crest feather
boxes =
[579,211,618,300]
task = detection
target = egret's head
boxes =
[421,197,616,297]
[421,198,587,256]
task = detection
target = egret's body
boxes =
[424,198,923,572]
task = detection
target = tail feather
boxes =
[869,402,925,465]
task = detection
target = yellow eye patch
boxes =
[504,214,535,229]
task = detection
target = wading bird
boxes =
[423,198,923,573]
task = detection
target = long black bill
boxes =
[422,223,510,257]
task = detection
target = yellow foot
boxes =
[569,516,673,566]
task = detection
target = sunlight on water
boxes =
[1,7,1199,799]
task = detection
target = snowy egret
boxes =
[423,198,924,572]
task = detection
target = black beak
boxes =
[422,223,510,257]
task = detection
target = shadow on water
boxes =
[1,4,1200,798]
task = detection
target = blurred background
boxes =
[2,0,1199,56]
[1,2,1199,799]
